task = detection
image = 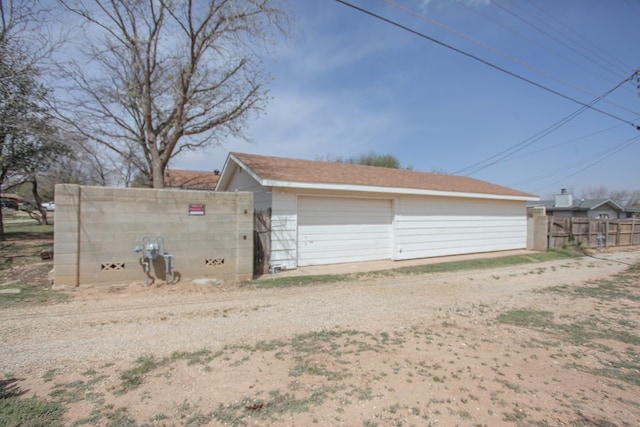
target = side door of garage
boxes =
[297,196,392,266]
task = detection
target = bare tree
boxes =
[38,128,125,194]
[579,186,640,207]
[580,186,609,200]
[57,0,288,188]
[627,191,640,208]
[0,0,60,87]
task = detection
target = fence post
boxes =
[527,206,547,251]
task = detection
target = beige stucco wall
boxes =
[527,206,548,251]
[53,184,253,287]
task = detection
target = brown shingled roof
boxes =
[231,152,535,198]
[164,169,219,190]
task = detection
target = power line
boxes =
[458,0,631,91]
[506,124,625,162]
[333,0,640,189]
[333,0,640,129]
[526,0,633,75]
[493,0,629,79]
[511,133,636,187]
[532,135,640,193]
[453,75,634,176]
[381,0,640,118]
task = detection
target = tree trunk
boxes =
[0,180,5,240]
[29,178,50,225]
[0,202,5,241]
[152,161,165,189]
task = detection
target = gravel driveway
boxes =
[3,250,638,375]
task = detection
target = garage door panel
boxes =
[299,198,390,225]
[300,232,391,245]
[299,250,388,264]
[298,197,392,266]
[301,225,390,238]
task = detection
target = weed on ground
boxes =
[2,228,638,426]
[0,221,67,307]
[251,249,578,289]
[501,262,640,397]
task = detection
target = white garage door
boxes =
[297,196,392,266]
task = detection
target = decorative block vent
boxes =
[205,258,224,266]
[101,262,125,271]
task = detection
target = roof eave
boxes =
[589,200,625,211]
[217,153,269,191]
[215,154,233,191]
[265,180,537,201]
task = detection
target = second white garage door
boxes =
[297,196,392,266]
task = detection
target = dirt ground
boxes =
[2,249,640,426]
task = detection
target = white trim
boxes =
[588,200,624,211]
[219,154,538,202]
[291,190,395,201]
[229,153,265,186]
[262,179,537,202]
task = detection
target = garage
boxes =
[216,152,537,272]
[297,196,392,266]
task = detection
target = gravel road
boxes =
[2,250,639,375]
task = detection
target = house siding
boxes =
[588,206,621,219]
[394,196,527,260]
[270,190,297,269]
[217,154,533,270]
[225,168,271,210]
[550,206,622,219]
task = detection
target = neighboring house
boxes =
[529,189,628,219]
[216,152,538,270]
[164,169,220,190]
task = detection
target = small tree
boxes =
[0,0,68,237]
[57,0,289,188]
[319,151,413,170]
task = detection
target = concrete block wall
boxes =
[527,206,548,251]
[53,184,253,287]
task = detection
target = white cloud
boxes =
[172,86,399,171]
[418,0,491,13]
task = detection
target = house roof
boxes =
[529,198,625,212]
[218,152,537,200]
[164,169,219,190]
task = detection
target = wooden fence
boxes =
[253,208,271,277]
[547,217,640,249]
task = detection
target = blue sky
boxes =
[172,0,640,198]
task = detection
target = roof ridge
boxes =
[230,151,453,177]
[229,152,536,198]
